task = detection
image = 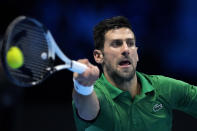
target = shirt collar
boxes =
[136,71,155,95]
[100,71,155,99]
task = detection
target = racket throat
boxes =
[53,60,87,74]
[53,62,72,71]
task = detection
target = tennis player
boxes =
[72,16,197,131]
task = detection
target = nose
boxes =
[121,42,130,56]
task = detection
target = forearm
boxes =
[72,89,100,121]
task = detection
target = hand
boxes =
[73,59,100,86]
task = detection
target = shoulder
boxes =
[140,72,190,89]
[138,72,194,102]
[139,72,194,108]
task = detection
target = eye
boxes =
[126,39,135,47]
[111,40,123,47]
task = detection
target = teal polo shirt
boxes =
[72,72,197,131]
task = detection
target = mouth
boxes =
[118,60,131,67]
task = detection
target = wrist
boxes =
[73,79,94,96]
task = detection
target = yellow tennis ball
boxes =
[6,46,24,69]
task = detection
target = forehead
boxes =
[105,27,135,41]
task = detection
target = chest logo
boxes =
[153,103,163,112]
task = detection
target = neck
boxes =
[104,72,140,98]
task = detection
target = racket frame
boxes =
[1,16,87,87]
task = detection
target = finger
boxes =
[73,59,89,78]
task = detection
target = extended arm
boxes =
[72,59,100,120]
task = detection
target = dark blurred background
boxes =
[0,0,197,130]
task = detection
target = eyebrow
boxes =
[111,38,135,41]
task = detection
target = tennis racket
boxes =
[0,16,87,87]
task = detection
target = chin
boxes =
[116,70,136,81]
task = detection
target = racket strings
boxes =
[7,21,53,86]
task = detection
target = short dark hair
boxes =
[93,16,133,50]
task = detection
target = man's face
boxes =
[101,27,138,81]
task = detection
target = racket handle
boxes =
[69,61,88,74]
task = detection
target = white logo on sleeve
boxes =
[153,104,163,112]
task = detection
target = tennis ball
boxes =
[6,46,24,69]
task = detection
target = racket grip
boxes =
[69,60,88,74]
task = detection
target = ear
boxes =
[93,49,103,64]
